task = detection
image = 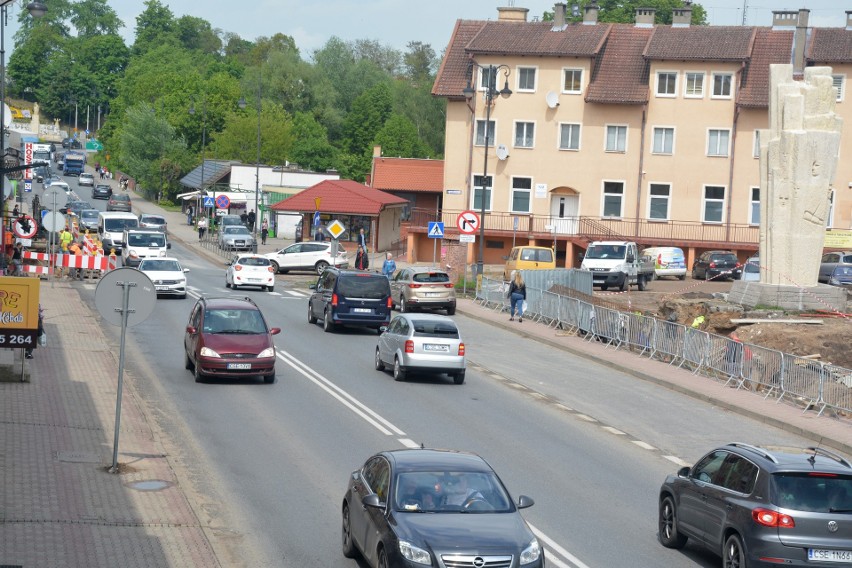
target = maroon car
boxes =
[184,296,281,383]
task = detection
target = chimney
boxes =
[373,145,382,158]
[792,9,810,73]
[846,10,851,31]
[672,6,692,27]
[552,3,567,31]
[583,2,599,25]
[635,7,656,28]
[497,6,529,22]
[772,10,797,30]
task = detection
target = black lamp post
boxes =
[238,67,262,253]
[463,63,512,277]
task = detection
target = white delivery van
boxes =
[642,247,687,280]
[121,228,170,267]
[98,212,139,253]
[581,240,654,291]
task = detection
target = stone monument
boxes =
[729,64,845,311]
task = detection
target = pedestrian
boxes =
[260,219,268,245]
[358,227,367,252]
[355,245,369,270]
[197,216,208,241]
[315,227,324,242]
[507,270,526,322]
[247,210,256,233]
[381,252,396,279]
[68,240,83,279]
[25,305,44,359]
[12,204,19,218]
[11,242,23,276]
[59,227,73,252]
[186,205,194,225]
[99,167,105,180]
[240,211,248,226]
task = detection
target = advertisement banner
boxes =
[825,230,852,249]
[23,143,33,181]
[0,276,40,346]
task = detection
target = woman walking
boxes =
[507,271,526,322]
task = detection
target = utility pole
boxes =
[742,0,749,26]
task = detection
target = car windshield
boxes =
[104,219,138,231]
[112,195,130,202]
[585,245,625,260]
[412,320,459,338]
[393,471,512,513]
[225,227,250,235]
[710,254,737,263]
[772,473,852,513]
[81,210,98,220]
[128,233,165,247]
[337,275,390,299]
[237,257,270,267]
[139,259,181,272]
[744,258,760,273]
[202,309,267,334]
[412,272,450,283]
[142,216,165,225]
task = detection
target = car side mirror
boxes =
[269,327,281,335]
[677,466,690,478]
[379,326,388,333]
[167,243,172,249]
[309,283,316,290]
[517,495,535,509]
[183,268,190,273]
[185,326,197,334]
[626,254,635,263]
[362,494,384,509]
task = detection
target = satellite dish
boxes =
[546,91,560,109]
[496,144,509,161]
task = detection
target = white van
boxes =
[98,212,139,253]
[642,247,686,280]
[121,228,170,267]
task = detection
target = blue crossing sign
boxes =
[203,196,214,208]
[427,221,445,239]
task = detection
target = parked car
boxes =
[264,241,348,275]
[390,267,456,315]
[78,209,100,232]
[818,251,852,283]
[218,225,255,251]
[218,214,245,232]
[827,265,852,288]
[741,254,761,282]
[659,442,852,568]
[502,245,556,281]
[342,448,543,568]
[642,246,687,280]
[139,213,168,233]
[225,254,276,292]
[78,172,95,187]
[375,313,465,383]
[691,250,742,280]
[183,296,280,383]
[137,257,189,299]
[107,193,132,212]
[92,184,112,200]
[308,268,392,333]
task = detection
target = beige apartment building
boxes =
[422,3,851,269]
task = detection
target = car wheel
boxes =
[453,371,465,385]
[377,547,389,568]
[400,296,409,313]
[184,351,193,370]
[225,279,230,289]
[658,495,687,549]
[375,347,385,371]
[723,533,745,568]
[600,285,608,291]
[393,357,406,381]
[678,274,686,281]
[446,305,456,316]
[638,275,647,291]
[194,362,204,383]
[267,285,274,293]
[315,261,329,275]
[323,309,335,333]
[307,302,317,324]
[341,502,358,559]
[619,277,628,292]
[692,268,698,280]
[263,372,275,384]
[270,261,280,273]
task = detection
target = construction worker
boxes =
[68,240,83,279]
[59,227,73,252]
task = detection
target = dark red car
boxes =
[184,296,281,383]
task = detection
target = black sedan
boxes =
[342,448,543,568]
[92,184,112,200]
[691,250,742,281]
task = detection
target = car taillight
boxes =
[267,266,275,273]
[736,262,742,268]
[235,265,243,271]
[408,283,422,288]
[752,508,795,528]
[458,343,465,356]
[386,297,393,308]
[332,293,339,307]
[405,340,414,353]
[444,283,454,288]
[709,262,717,268]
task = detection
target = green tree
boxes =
[403,41,437,87]
[341,81,392,155]
[132,0,176,56]
[175,15,222,54]
[372,114,430,158]
[289,111,337,173]
[70,0,123,37]
[552,0,708,25]
[14,0,71,45]
[119,103,187,200]
[7,24,65,99]
[208,102,293,166]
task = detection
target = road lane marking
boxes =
[664,455,691,467]
[601,426,625,435]
[632,440,656,450]
[398,438,420,448]
[284,290,306,297]
[529,522,592,568]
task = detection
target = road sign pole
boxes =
[433,237,437,270]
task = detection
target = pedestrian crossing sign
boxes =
[427,222,445,239]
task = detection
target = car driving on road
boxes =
[92,184,112,200]
[78,172,95,187]
[264,241,348,275]
[225,254,276,292]
[375,313,466,383]
[308,268,392,333]
[137,257,189,299]
[107,193,132,212]
[390,267,457,315]
[218,225,255,251]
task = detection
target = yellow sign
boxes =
[326,219,346,240]
[314,197,322,211]
[824,230,852,249]
[0,276,40,331]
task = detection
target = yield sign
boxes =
[457,210,480,234]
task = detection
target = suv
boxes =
[691,250,742,280]
[659,442,852,567]
[308,268,392,333]
[107,193,132,212]
[264,242,348,275]
[121,228,170,267]
[183,296,281,383]
[391,267,456,314]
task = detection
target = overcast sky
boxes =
[5,1,849,58]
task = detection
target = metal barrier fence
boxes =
[476,276,852,418]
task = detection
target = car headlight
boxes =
[257,347,275,358]
[398,540,431,565]
[199,347,221,358]
[520,538,542,565]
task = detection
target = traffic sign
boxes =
[457,210,480,234]
[42,211,66,233]
[313,211,321,227]
[427,221,445,239]
[215,194,230,209]
[327,220,346,240]
[42,186,68,210]
[24,179,32,192]
[459,234,476,243]
[13,215,38,238]
[215,208,228,216]
[203,196,214,208]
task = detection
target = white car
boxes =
[78,172,95,187]
[225,254,276,292]
[264,242,348,275]
[137,257,189,299]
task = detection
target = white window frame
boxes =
[684,72,705,98]
[471,174,493,212]
[711,73,733,99]
[562,68,583,94]
[652,126,675,155]
[647,182,671,221]
[753,130,761,158]
[513,120,535,149]
[510,176,533,213]
[749,186,760,225]
[707,128,731,157]
[605,124,628,153]
[832,74,845,102]
[558,122,581,151]
[601,180,625,218]
[478,67,497,91]
[516,66,537,93]
[474,119,495,147]
[656,71,678,97]
[702,185,726,224]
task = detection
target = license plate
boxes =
[424,292,441,297]
[227,363,251,370]
[248,278,262,282]
[809,549,852,562]
[155,286,168,291]
[424,344,449,352]
[352,308,371,314]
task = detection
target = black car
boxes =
[62,137,82,149]
[659,443,852,568]
[63,200,94,217]
[343,448,544,568]
[308,268,392,333]
[692,250,742,280]
[92,184,112,200]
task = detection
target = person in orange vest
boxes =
[68,240,84,279]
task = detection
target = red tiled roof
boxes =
[269,179,408,215]
[739,29,793,109]
[371,158,444,193]
[644,26,756,61]
[586,25,652,105]
[432,20,487,98]
[467,21,610,57]
[807,28,852,63]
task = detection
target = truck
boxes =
[62,152,86,176]
[581,240,655,291]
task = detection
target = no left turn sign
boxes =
[13,215,38,239]
[457,210,480,234]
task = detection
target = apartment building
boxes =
[425,3,851,268]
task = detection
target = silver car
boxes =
[391,267,457,314]
[218,226,255,251]
[375,313,466,384]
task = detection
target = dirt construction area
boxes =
[593,277,852,370]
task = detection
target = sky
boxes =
[3,1,849,58]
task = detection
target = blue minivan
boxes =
[308,268,392,333]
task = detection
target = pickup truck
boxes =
[581,240,654,291]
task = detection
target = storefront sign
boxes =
[0,277,40,346]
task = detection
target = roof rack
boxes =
[726,442,779,463]
[806,447,852,469]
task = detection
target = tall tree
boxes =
[208,102,293,166]
[174,15,222,55]
[288,111,337,173]
[14,0,71,45]
[70,0,123,37]
[132,0,176,56]
[403,41,437,87]
[341,82,392,156]
[372,114,430,159]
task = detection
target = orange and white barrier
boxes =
[22,251,51,262]
[23,264,52,275]
[83,235,97,255]
[108,254,118,271]
[54,254,109,271]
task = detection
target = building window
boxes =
[750,187,760,225]
[559,123,580,150]
[514,121,535,148]
[472,174,493,211]
[475,120,495,147]
[478,67,497,91]
[656,72,677,96]
[707,129,730,157]
[652,127,674,155]
[712,73,733,98]
[833,75,845,102]
[602,181,624,217]
[517,67,537,92]
[511,177,532,213]
[648,183,670,220]
[684,72,704,98]
[563,69,583,94]
[605,125,627,152]
[703,185,726,223]
[753,130,761,158]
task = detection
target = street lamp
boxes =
[1,0,47,275]
[189,98,208,228]
[463,62,512,277]
[238,67,262,252]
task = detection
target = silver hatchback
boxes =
[391,267,456,315]
[375,313,465,384]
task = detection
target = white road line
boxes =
[632,440,657,450]
[664,455,691,467]
[601,426,626,435]
[284,290,306,297]
[398,438,420,448]
[529,523,592,568]
[574,414,597,422]
[267,292,282,296]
